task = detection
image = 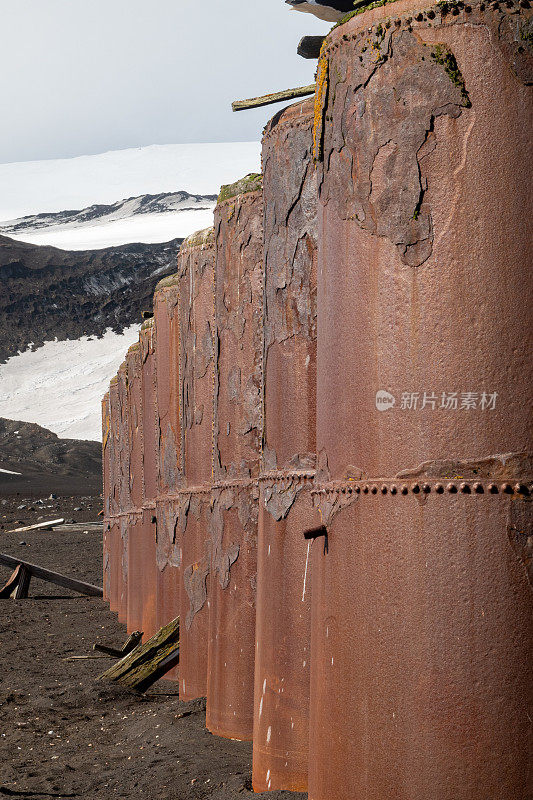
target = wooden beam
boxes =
[297,35,326,59]
[94,631,143,658]
[99,617,179,692]
[232,84,315,113]
[0,565,23,598]
[0,553,103,597]
[7,518,65,534]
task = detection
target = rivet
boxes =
[348,486,353,494]
[460,482,471,494]
[395,18,402,25]
[415,13,424,20]
[427,9,436,17]
[435,483,444,494]
[412,483,420,494]
[422,483,431,494]
[371,485,378,495]
[501,483,513,494]
[473,482,484,494]
[363,485,369,494]
[381,485,388,494]
[390,485,398,495]
[401,484,409,495]
[355,486,361,494]
[488,483,498,494]
[447,483,458,493]
[515,483,528,495]
[465,3,472,9]
[341,487,347,494]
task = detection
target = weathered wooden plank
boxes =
[13,565,31,599]
[7,518,65,533]
[0,565,23,598]
[0,553,103,597]
[232,84,315,112]
[99,617,179,692]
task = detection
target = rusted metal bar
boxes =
[310,5,533,800]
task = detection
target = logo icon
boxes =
[376,390,396,412]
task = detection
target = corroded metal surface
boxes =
[126,345,144,633]
[180,490,211,701]
[206,482,259,740]
[311,4,533,799]
[207,187,263,740]
[139,321,158,639]
[107,377,121,616]
[213,190,263,481]
[154,277,183,495]
[178,229,215,485]
[154,495,182,682]
[101,393,111,602]
[253,99,318,792]
[116,363,131,624]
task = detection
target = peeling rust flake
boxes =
[319,27,472,267]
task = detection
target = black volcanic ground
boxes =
[0,417,102,497]
[0,234,182,362]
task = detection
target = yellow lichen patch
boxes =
[313,41,329,163]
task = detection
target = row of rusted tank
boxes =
[103,3,532,798]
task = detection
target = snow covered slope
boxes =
[0,191,217,250]
[0,326,141,441]
[0,142,261,222]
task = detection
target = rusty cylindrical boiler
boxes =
[153,274,183,681]
[207,175,263,740]
[139,318,158,640]
[125,343,144,634]
[101,392,112,603]
[176,228,215,702]
[253,99,319,793]
[310,4,533,799]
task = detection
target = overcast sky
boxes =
[0,0,328,164]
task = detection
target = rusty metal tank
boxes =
[207,176,263,740]
[153,274,183,680]
[107,375,121,616]
[311,4,533,799]
[253,99,318,792]
[139,319,158,640]
[178,228,215,486]
[116,361,131,624]
[175,229,216,701]
[101,392,112,603]
[126,343,144,634]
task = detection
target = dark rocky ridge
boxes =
[0,234,183,362]
[0,417,102,497]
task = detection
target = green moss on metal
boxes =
[430,44,471,107]
[154,273,180,291]
[333,0,395,28]
[217,173,262,204]
[182,226,215,249]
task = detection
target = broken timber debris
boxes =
[232,84,315,112]
[7,518,65,533]
[99,617,179,692]
[0,552,103,598]
[94,630,143,658]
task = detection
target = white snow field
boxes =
[0,326,141,441]
[0,142,261,248]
